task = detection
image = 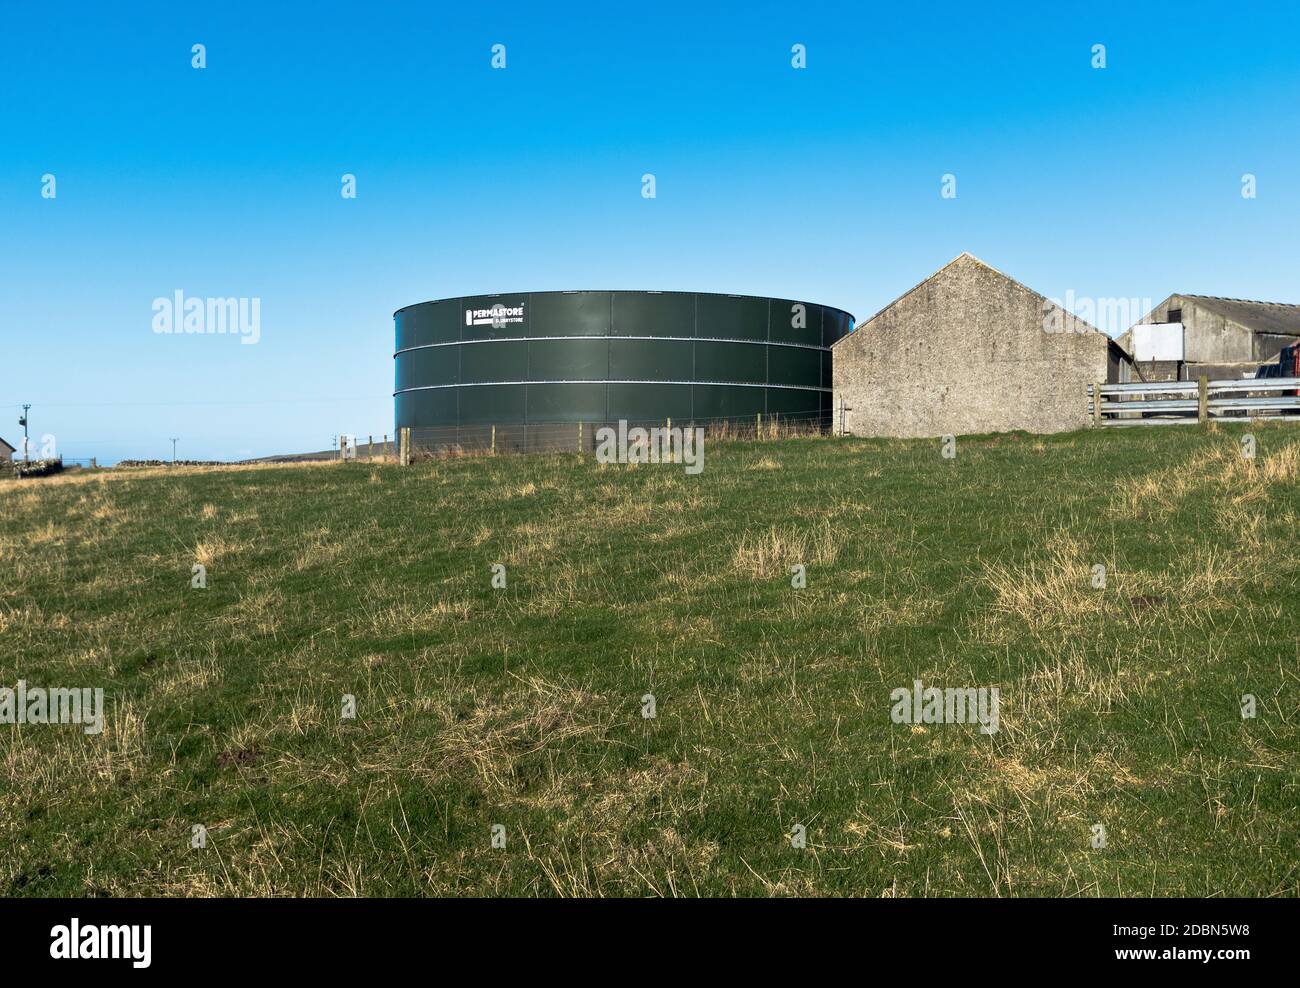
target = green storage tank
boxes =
[394,291,853,444]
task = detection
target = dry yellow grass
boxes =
[980,531,1105,628]
[193,536,245,568]
[292,527,346,571]
[731,521,840,579]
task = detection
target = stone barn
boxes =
[833,253,1133,438]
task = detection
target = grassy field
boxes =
[1,424,1297,897]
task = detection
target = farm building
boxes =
[0,436,15,460]
[833,253,1134,438]
[1117,294,1300,382]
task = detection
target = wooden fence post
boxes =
[757,412,762,438]
[1198,376,1209,424]
[578,421,583,454]
[398,427,411,466]
[1093,382,1103,426]
[491,425,496,455]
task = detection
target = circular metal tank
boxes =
[394,291,854,432]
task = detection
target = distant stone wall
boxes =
[833,254,1112,438]
[1131,359,1181,382]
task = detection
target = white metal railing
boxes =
[1088,377,1300,425]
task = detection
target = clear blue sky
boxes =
[2,0,1297,463]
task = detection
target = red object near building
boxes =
[1282,343,1300,396]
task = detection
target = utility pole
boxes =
[170,437,179,463]
[18,404,30,464]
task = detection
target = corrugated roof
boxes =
[1181,295,1300,337]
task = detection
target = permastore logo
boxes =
[466,303,524,327]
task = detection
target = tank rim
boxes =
[393,290,853,324]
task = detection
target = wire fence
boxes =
[4,413,833,473]
[406,410,832,460]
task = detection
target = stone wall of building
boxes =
[832,254,1114,438]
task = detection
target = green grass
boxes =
[2,424,1297,897]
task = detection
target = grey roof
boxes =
[1181,295,1300,337]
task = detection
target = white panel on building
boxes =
[1132,323,1185,361]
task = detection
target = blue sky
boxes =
[2,0,1297,462]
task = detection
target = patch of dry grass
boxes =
[731,521,840,579]
[980,531,1105,629]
